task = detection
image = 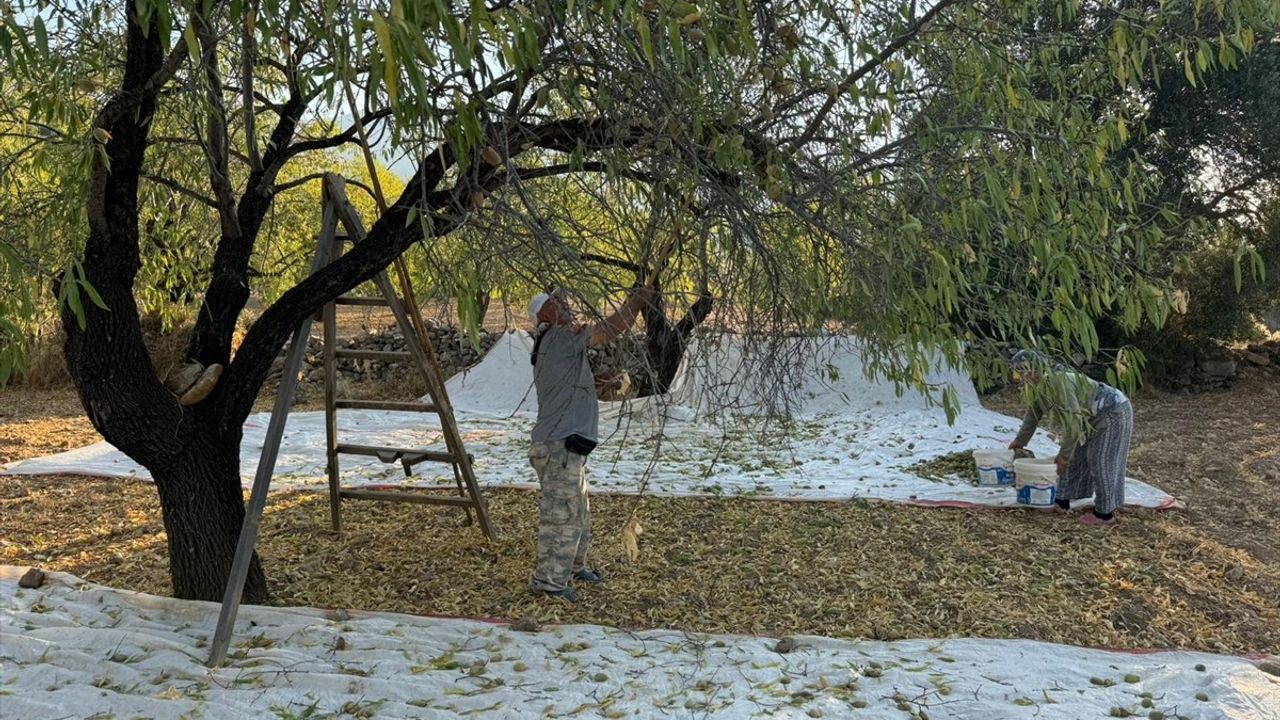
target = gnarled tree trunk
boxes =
[149,434,268,602]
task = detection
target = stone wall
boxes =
[1163,340,1280,393]
[269,324,653,399]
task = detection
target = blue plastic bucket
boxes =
[1014,458,1058,506]
[972,449,1015,486]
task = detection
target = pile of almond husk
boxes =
[908,451,980,485]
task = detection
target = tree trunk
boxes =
[149,435,268,603]
[638,285,713,397]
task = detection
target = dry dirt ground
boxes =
[1,373,1278,656]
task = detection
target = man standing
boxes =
[526,285,655,601]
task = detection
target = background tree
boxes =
[0,0,1275,603]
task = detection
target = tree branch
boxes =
[581,252,643,273]
[281,109,394,160]
[271,172,326,194]
[242,0,263,172]
[513,158,658,186]
[194,11,242,240]
[94,11,196,131]
[785,0,963,153]
[143,173,219,207]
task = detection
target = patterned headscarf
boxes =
[1009,349,1064,373]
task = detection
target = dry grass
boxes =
[2,372,1279,656]
[0,387,100,464]
[14,314,201,390]
[2,478,1278,655]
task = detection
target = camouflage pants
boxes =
[529,441,590,592]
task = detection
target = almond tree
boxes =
[1,0,1273,601]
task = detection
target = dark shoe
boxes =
[534,587,579,603]
[573,568,604,584]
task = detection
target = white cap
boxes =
[527,292,551,324]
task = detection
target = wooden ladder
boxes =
[210,173,495,668]
[318,175,496,540]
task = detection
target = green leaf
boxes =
[183,23,199,59]
[32,16,48,56]
[636,17,655,69]
[372,12,398,107]
[79,277,108,311]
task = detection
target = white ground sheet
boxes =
[1,333,1176,509]
[2,567,1275,719]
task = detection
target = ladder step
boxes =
[334,296,390,307]
[338,489,475,507]
[334,399,439,413]
[333,349,412,361]
[335,443,468,465]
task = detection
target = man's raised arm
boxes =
[587,286,656,347]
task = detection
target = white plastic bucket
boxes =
[1014,457,1058,506]
[972,449,1015,486]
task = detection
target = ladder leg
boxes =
[324,296,342,532]
[458,460,497,541]
[451,462,473,526]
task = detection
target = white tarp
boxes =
[3,567,1276,719]
[1,332,1177,509]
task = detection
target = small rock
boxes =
[511,616,540,633]
[179,363,222,406]
[1258,658,1280,677]
[774,637,800,654]
[1242,351,1271,367]
[1198,358,1237,377]
[334,636,348,651]
[18,568,46,589]
[807,709,823,718]
[1226,565,1244,582]
[163,362,204,394]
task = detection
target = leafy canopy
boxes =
[0,0,1276,418]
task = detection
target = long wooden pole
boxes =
[206,203,339,668]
